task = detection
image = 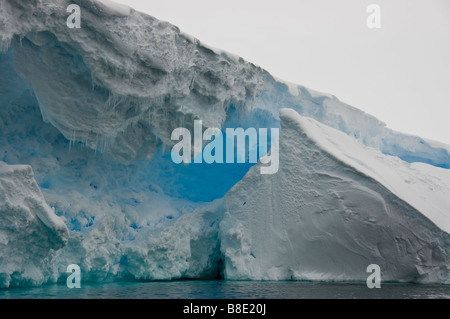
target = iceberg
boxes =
[0,0,449,287]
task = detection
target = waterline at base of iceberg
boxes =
[1,280,450,299]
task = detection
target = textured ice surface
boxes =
[74,0,131,17]
[1,0,449,168]
[220,109,450,282]
[0,0,450,287]
[0,162,68,288]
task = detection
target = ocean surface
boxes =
[1,280,450,299]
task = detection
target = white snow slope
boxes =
[221,109,450,282]
[0,0,449,287]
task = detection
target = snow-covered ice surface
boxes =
[0,0,449,287]
[221,109,450,282]
[74,0,131,17]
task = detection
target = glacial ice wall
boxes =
[0,0,449,287]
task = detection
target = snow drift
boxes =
[0,0,449,287]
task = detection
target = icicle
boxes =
[91,72,96,91]
[94,134,98,155]
[69,130,75,152]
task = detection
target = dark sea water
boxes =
[1,280,450,299]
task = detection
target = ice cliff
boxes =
[0,0,449,287]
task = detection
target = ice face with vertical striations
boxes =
[0,0,449,287]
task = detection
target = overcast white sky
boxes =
[114,0,450,145]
